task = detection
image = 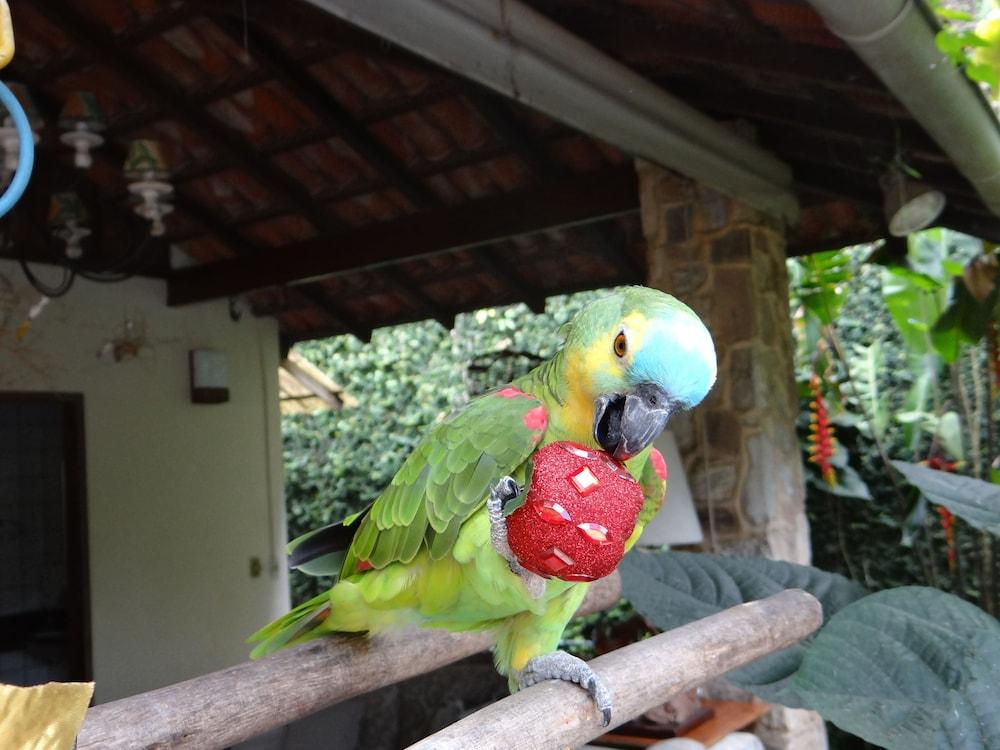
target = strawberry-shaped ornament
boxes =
[505,441,645,582]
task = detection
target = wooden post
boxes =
[75,573,623,749]
[407,589,822,750]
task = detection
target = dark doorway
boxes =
[0,393,90,685]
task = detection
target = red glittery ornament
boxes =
[506,441,645,582]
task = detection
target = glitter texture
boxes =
[505,441,644,581]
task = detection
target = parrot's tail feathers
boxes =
[247,591,333,658]
[287,507,371,577]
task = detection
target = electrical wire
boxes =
[3,220,75,297]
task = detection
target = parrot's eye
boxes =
[613,330,628,358]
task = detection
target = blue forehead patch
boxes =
[630,315,717,408]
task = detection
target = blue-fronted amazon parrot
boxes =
[249,286,716,725]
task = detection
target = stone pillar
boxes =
[636,161,825,750]
[637,160,809,564]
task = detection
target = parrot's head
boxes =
[562,286,716,461]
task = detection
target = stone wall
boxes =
[637,161,810,565]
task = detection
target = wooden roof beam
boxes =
[209,13,440,212]
[35,0,328,236]
[168,167,639,306]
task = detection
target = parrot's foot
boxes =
[488,476,546,600]
[517,650,613,727]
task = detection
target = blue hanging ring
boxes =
[0,80,33,220]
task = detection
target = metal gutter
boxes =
[805,0,1000,217]
[302,0,799,222]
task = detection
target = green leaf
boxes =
[967,61,1000,88]
[900,355,938,449]
[882,268,952,359]
[831,464,873,501]
[942,259,965,276]
[937,29,969,65]
[901,494,929,547]
[936,631,1000,748]
[936,8,975,21]
[957,31,992,48]
[619,550,866,704]
[793,587,1000,750]
[892,461,1000,535]
[935,411,964,461]
[848,340,889,441]
[793,250,853,325]
[933,281,998,344]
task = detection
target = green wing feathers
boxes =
[342,388,546,574]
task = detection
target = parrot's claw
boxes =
[488,476,546,599]
[517,651,613,727]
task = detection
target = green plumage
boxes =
[248,286,716,685]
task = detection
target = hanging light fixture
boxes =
[0,82,42,179]
[47,191,91,260]
[880,168,946,237]
[124,139,173,237]
[58,91,106,169]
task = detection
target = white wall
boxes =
[0,260,290,703]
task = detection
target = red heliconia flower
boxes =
[924,456,958,573]
[807,373,837,488]
[936,505,956,573]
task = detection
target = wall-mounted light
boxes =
[47,191,90,260]
[124,139,173,237]
[636,431,703,547]
[880,168,946,237]
[0,82,42,179]
[189,349,229,404]
[59,91,106,170]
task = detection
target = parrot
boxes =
[248,286,717,726]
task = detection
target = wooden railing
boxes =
[75,574,822,750]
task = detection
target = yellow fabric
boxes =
[0,682,94,750]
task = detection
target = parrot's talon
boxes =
[517,651,613,728]
[489,476,546,599]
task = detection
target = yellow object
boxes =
[0,0,13,71]
[974,12,1000,98]
[0,681,94,750]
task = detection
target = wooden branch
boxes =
[407,589,822,750]
[75,573,624,750]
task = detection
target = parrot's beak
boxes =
[593,383,675,461]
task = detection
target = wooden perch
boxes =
[407,589,823,750]
[75,572,624,749]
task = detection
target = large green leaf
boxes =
[848,340,889,441]
[933,280,998,344]
[619,550,866,704]
[793,587,1000,750]
[793,250,853,325]
[935,631,1000,748]
[892,461,1000,535]
[882,266,959,362]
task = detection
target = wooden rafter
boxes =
[34,0,327,234]
[206,13,463,329]
[209,12,441,212]
[168,167,640,306]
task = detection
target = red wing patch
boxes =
[650,448,668,482]
[356,559,374,572]
[523,405,548,432]
[498,386,527,399]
